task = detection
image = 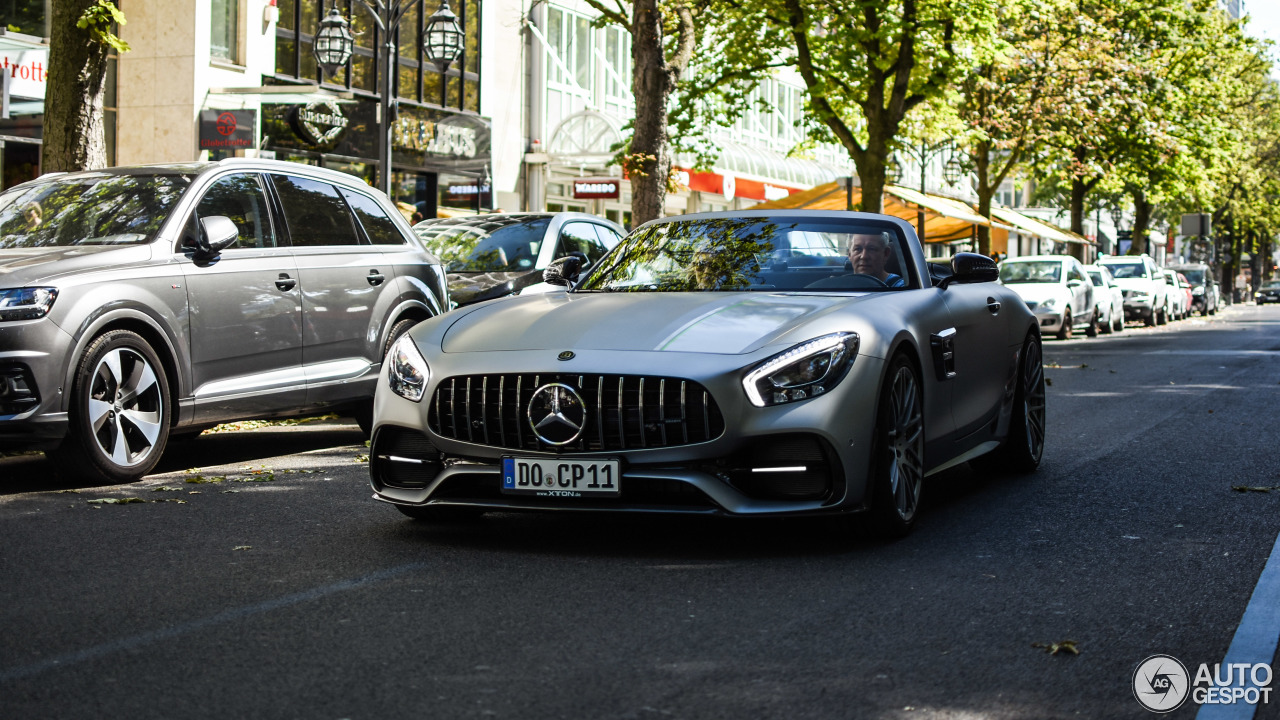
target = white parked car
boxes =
[1097,254,1169,326]
[1084,264,1125,333]
[1163,269,1189,321]
[999,255,1098,339]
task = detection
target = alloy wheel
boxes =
[87,347,165,467]
[885,365,924,522]
[1021,339,1047,463]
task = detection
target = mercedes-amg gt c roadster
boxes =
[368,211,1046,537]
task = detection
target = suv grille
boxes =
[428,373,725,452]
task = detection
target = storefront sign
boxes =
[291,99,348,145]
[394,117,479,157]
[442,180,491,206]
[0,51,48,99]
[572,178,621,199]
[198,109,256,151]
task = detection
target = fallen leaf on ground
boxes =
[1032,640,1079,656]
[86,497,146,505]
[152,486,184,492]
[232,545,252,551]
[1044,377,1053,386]
[55,489,80,494]
[185,475,226,484]
[354,454,370,463]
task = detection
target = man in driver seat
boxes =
[848,233,906,287]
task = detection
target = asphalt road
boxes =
[2,305,1279,720]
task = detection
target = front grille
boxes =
[428,373,725,452]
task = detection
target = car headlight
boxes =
[1038,296,1057,311]
[1131,291,1150,299]
[387,334,429,402]
[1192,287,1204,296]
[743,332,858,407]
[0,287,58,321]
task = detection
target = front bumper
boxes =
[0,317,77,449]
[368,348,884,517]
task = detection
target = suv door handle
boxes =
[275,273,297,291]
[986,297,1001,314]
[367,270,386,286]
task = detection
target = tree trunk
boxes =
[628,0,674,227]
[1130,188,1152,256]
[1069,177,1087,262]
[43,0,111,172]
[855,152,887,214]
[974,145,992,256]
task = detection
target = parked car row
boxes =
[0,159,620,485]
[997,254,1219,340]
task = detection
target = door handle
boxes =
[275,273,297,291]
[367,270,386,286]
[986,297,1001,314]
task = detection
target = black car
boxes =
[412,213,625,306]
[1256,281,1280,305]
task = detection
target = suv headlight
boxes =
[0,287,58,321]
[743,332,858,407]
[387,334,429,402]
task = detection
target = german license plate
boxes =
[501,457,621,497]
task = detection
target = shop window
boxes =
[211,0,240,64]
[270,174,362,246]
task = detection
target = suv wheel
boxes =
[1057,310,1072,340]
[55,330,171,483]
[1085,310,1099,337]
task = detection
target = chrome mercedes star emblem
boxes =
[527,383,587,446]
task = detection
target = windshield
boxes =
[0,173,192,249]
[576,216,913,293]
[413,216,552,272]
[1179,269,1205,284]
[1000,261,1062,284]
[1101,262,1145,279]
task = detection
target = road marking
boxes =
[0,561,427,684]
[1196,529,1280,720]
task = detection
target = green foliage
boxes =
[76,0,130,54]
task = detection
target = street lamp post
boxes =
[314,1,465,197]
[897,140,949,243]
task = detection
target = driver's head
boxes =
[848,233,892,280]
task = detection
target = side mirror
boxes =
[544,254,584,287]
[940,252,998,290]
[196,216,238,257]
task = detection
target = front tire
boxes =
[866,354,925,539]
[1056,310,1072,340]
[1085,310,1099,337]
[55,330,170,483]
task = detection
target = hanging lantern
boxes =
[943,156,965,186]
[313,6,354,76]
[425,1,465,73]
[1110,206,1125,229]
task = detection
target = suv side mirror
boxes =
[940,252,998,290]
[196,216,238,257]
[544,254,584,287]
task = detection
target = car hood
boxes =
[0,245,154,285]
[1003,283,1066,304]
[1109,277,1155,291]
[447,270,542,306]
[440,291,870,355]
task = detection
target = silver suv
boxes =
[0,159,448,482]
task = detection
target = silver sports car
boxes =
[368,211,1045,536]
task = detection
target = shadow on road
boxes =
[366,461,1016,562]
[0,422,367,496]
